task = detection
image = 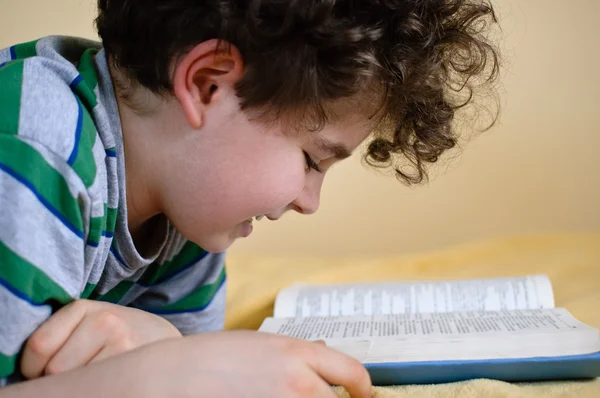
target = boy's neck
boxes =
[108,63,172,246]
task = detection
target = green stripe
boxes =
[0,240,72,304]
[106,206,118,234]
[0,135,84,235]
[75,48,99,109]
[80,282,96,299]
[87,205,118,246]
[70,100,97,188]
[149,267,225,313]
[139,242,207,286]
[0,353,18,379]
[90,281,134,303]
[12,39,39,59]
[0,61,23,134]
[88,214,105,246]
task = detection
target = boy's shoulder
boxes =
[0,36,106,188]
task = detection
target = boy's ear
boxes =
[173,39,244,129]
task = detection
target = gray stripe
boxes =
[92,68,118,151]
[0,284,51,355]
[0,47,10,64]
[104,156,118,209]
[160,283,227,335]
[82,243,99,291]
[156,227,188,264]
[93,51,119,211]
[91,251,143,295]
[87,137,109,218]
[85,237,112,286]
[19,58,79,161]
[0,170,87,298]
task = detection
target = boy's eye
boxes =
[303,151,322,173]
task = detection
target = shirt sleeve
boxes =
[0,134,88,382]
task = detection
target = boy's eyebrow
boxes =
[314,137,352,160]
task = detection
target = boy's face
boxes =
[161,86,376,253]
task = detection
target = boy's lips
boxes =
[239,219,253,238]
[240,215,279,231]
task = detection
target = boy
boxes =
[0,0,499,396]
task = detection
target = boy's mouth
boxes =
[245,215,265,224]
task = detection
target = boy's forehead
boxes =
[330,85,386,135]
[327,91,385,139]
[253,82,384,150]
[286,88,384,137]
[286,104,379,151]
[312,136,353,160]
[311,100,381,156]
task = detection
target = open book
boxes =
[258,275,600,384]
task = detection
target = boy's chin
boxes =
[182,221,254,253]
[190,233,237,254]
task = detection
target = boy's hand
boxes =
[20,299,182,378]
[141,331,372,398]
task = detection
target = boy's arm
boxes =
[0,133,88,382]
[0,331,372,398]
[18,299,182,378]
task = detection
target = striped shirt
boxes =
[0,36,227,385]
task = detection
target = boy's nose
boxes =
[291,177,322,215]
[267,176,324,219]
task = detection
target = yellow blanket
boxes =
[225,233,600,397]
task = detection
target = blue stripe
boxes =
[144,275,227,315]
[0,275,48,307]
[110,246,127,267]
[139,251,210,287]
[105,149,116,158]
[69,75,83,90]
[85,231,113,248]
[67,99,83,166]
[0,62,7,69]
[9,46,16,60]
[0,163,84,239]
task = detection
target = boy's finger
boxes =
[21,300,90,379]
[43,314,108,375]
[300,374,339,398]
[305,343,372,398]
[88,337,133,365]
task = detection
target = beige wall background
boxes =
[2,0,598,257]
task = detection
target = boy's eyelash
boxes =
[303,151,322,173]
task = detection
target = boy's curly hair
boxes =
[96,0,499,184]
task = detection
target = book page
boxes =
[259,308,599,362]
[262,308,583,340]
[273,275,554,318]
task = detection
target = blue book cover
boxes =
[365,351,600,385]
